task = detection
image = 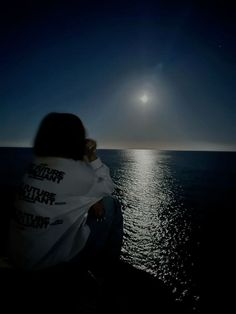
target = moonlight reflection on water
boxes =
[112,150,192,302]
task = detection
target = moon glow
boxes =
[140,94,149,104]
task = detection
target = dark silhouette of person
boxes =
[8,112,123,276]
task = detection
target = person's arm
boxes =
[84,139,97,163]
[85,139,114,197]
[89,157,114,196]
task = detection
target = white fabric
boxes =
[8,156,114,270]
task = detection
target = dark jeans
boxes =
[69,196,123,275]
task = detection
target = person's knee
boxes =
[102,196,115,216]
[102,195,115,207]
[102,196,122,220]
[104,197,123,237]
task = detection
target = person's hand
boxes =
[89,200,105,222]
[85,138,97,162]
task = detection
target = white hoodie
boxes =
[8,156,114,270]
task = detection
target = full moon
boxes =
[140,94,149,104]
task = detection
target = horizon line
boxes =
[0,145,235,153]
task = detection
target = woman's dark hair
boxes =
[33,112,86,160]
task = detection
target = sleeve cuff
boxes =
[90,157,103,170]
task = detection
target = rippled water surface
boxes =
[98,149,235,312]
[101,150,192,299]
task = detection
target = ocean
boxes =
[0,147,235,312]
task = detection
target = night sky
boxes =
[1,0,235,150]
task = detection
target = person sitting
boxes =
[8,112,123,276]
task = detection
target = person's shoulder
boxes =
[55,159,96,192]
[67,159,95,178]
[33,157,96,177]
